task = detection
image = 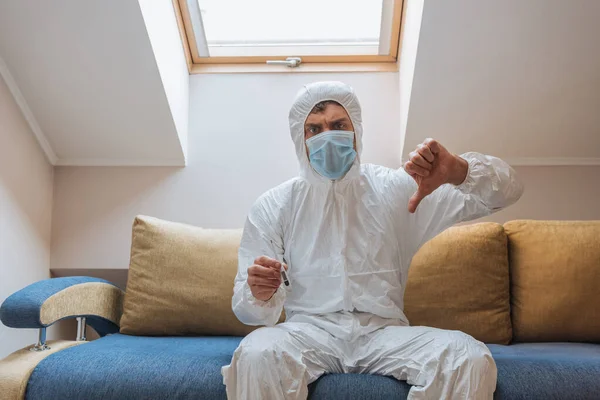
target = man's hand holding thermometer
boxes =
[247,256,289,301]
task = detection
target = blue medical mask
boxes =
[306,130,357,180]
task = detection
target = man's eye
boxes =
[309,127,319,134]
[336,123,346,130]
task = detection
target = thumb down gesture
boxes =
[404,138,469,213]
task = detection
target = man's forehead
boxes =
[304,104,351,124]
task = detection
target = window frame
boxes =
[173,0,405,73]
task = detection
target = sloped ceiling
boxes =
[0,0,187,166]
[1,1,598,167]
[403,0,600,164]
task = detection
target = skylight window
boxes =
[176,0,404,69]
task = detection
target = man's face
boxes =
[304,103,355,141]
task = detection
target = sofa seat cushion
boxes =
[25,335,600,400]
[26,334,242,400]
[489,342,600,400]
[309,374,410,399]
[312,343,600,400]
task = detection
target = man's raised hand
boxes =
[404,138,468,213]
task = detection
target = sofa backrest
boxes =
[119,216,600,344]
[120,216,515,343]
[504,220,600,343]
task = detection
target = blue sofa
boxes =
[2,277,600,400]
[2,218,600,399]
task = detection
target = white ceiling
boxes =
[0,0,186,166]
[1,0,598,167]
[403,0,600,163]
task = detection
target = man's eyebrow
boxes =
[330,117,350,124]
[306,122,323,128]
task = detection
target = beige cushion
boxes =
[404,223,512,344]
[0,340,85,400]
[120,216,257,336]
[505,220,600,342]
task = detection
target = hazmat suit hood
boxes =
[288,81,363,182]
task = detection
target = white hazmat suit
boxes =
[222,81,523,399]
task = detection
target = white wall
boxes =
[0,73,53,358]
[50,71,600,275]
[398,0,424,159]
[138,0,190,160]
[403,0,600,161]
[51,73,401,270]
[480,166,600,223]
[0,0,187,166]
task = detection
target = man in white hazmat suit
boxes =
[222,81,523,399]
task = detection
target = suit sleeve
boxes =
[408,152,524,251]
[232,199,286,326]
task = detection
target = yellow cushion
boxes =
[404,223,512,344]
[120,216,257,336]
[505,220,600,342]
